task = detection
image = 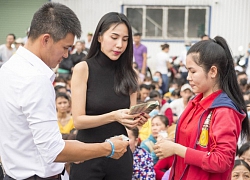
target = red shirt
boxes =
[174,90,222,180]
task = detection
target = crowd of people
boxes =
[1,2,250,180]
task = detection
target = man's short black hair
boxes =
[8,33,16,40]
[133,32,142,36]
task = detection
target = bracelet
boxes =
[105,139,115,158]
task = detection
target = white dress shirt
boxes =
[0,46,65,179]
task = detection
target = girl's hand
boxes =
[114,109,140,129]
[154,139,187,159]
[154,139,176,159]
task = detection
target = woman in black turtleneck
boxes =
[70,12,149,180]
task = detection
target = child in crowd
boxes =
[126,127,155,180]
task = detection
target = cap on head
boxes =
[181,83,192,92]
[15,38,24,44]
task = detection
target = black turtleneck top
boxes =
[76,51,130,143]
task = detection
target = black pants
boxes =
[0,166,3,180]
[4,175,60,180]
[3,175,14,180]
[70,149,133,180]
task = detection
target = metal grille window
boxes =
[124,5,210,40]
[127,8,143,34]
[188,9,206,38]
[146,8,163,37]
[167,9,185,38]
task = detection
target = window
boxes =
[167,9,185,38]
[124,5,210,40]
[127,8,143,34]
[188,9,206,38]
[146,9,163,37]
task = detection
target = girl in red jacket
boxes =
[154,36,250,180]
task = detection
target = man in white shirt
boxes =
[0,3,129,180]
[0,33,16,67]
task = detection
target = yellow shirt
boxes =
[139,118,152,141]
[57,117,74,134]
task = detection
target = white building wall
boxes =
[53,0,250,73]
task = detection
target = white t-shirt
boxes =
[176,50,188,73]
[169,98,185,117]
[0,44,16,66]
[0,46,65,179]
[155,51,170,74]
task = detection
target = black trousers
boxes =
[0,166,3,180]
[4,175,61,180]
[70,149,133,180]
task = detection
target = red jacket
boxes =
[169,92,245,180]
[154,156,174,180]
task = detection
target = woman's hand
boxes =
[154,139,187,159]
[113,109,140,129]
[154,139,176,159]
[135,112,150,126]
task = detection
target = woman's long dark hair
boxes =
[86,12,138,96]
[187,36,249,140]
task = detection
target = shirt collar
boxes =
[16,46,56,82]
[192,90,223,110]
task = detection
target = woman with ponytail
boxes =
[154,36,250,180]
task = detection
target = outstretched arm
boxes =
[55,136,129,162]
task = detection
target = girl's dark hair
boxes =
[171,89,180,97]
[154,71,163,78]
[86,12,138,96]
[233,159,250,172]
[152,115,169,127]
[187,36,249,140]
[54,85,67,93]
[149,90,162,99]
[140,84,151,91]
[130,127,139,138]
[237,142,250,157]
[56,92,70,101]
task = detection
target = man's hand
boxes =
[109,136,129,159]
